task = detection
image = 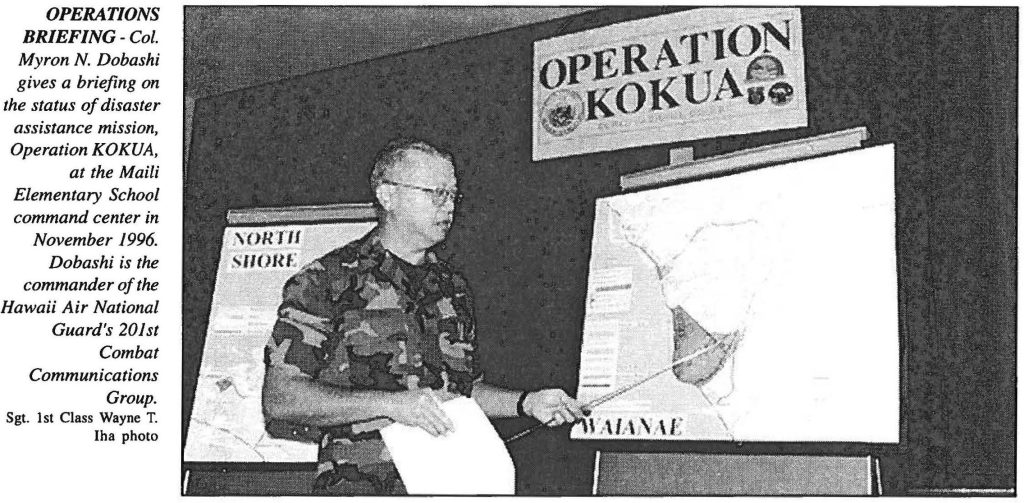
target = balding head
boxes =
[370,138,455,195]
[371,139,459,259]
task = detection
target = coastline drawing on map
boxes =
[608,207,754,434]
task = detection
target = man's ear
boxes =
[375,184,393,212]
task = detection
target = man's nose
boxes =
[440,195,456,213]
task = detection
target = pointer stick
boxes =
[503,341,724,444]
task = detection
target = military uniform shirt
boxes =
[264,228,482,494]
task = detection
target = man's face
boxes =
[381,150,458,249]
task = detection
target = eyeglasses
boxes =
[381,179,463,206]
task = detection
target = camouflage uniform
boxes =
[264,228,482,494]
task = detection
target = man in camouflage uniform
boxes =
[263,139,586,494]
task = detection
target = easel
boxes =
[594,127,882,496]
[183,203,377,496]
[593,452,882,495]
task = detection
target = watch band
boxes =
[516,391,530,418]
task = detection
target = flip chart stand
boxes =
[226,202,376,225]
[593,452,881,495]
[183,202,377,496]
[620,126,869,190]
[597,127,878,496]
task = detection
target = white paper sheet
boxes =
[379,397,516,495]
[573,145,900,442]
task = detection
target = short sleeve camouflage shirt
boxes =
[264,227,482,494]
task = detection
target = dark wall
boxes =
[184,7,1016,494]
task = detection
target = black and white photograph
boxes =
[178,5,1016,497]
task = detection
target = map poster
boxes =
[572,145,899,443]
[533,7,807,161]
[184,220,375,462]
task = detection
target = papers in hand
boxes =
[379,396,516,495]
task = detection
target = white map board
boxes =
[184,218,376,462]
[572,145,899,443]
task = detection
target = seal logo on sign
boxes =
[747,86,765,105]
[540,90,584,137]
[768,82,795,105]
[745,55,785,82]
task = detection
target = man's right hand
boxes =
[386,388,457,436]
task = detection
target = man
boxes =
[262,138,586,495]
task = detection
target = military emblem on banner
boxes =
[768,82,794,106]
[747,86,765,105]
[540,89,585,137]
[744,55,794,107]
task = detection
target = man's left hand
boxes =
[523,389,588,426]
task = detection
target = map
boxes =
[184,220,375,462]
[572,145,900,442]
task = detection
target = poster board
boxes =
[184,204,376,462]
[532,7,808,160]
[572,143,899,443]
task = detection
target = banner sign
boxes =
[532,8,807,161]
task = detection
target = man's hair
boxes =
[369,138,455,193]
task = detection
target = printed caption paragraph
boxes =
[1,6,165,446]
